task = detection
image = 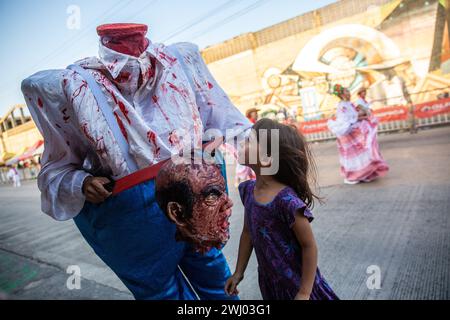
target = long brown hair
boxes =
[253,118,321,209]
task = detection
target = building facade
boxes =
[202,0,450,121]
[1,0,449,162]
[0,105,42,164]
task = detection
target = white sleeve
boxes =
[172,43,252,141]
[355,98,370,111]
[21,70,92,221]
[327,101,358,137]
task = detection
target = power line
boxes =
[159,0,241,43]
[26,0,135,72]
[1,0,162,111]
[190,0,273,41]
[0,0,133,93]
[123,0,159,22]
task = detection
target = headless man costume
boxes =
[22,23,251,299]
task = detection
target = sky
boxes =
[0,0,337,115]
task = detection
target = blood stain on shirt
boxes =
[95,136,108,157]
[194,79,202,90]
[80,123,96,145]
[118,101,131,124]
[152,95,171,123]
[168,130,180,147]
[71,81,88,104]
[109,89,119,105]
[37,97,43,108]
[114,112,128,142]
[161,83,168,94]
[158,52,177,66]
[147,130,161,156]
[168,82,188,98]
[106,89,131,124]
[61,108,70,123]
[145,67,155,82]
[116,71,131,83]
[108,59,118,71]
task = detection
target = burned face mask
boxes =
[155,159,232,253]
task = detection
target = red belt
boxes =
[110,140,221,196]
[111,159,169,195]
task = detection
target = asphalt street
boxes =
[1,126,449,300]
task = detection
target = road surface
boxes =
[1,126,449,300]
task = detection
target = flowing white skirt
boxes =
[335,118,389,182]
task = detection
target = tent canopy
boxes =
[5,140,43,166]
[18,140,44,161]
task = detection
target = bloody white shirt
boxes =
[22,41,251,220]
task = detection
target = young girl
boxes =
[225,118,338,300]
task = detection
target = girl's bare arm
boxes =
[292,212,318,300]
[225,218,253,295]
[235,218,254,277]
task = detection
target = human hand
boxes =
[82,176,112,204]
[224,272,243,296]
[358,114,368,121]
[294,292,310,300]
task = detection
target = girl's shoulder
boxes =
[238,179,256,203]
[274,187,314,227]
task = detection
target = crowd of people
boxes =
[235,84,388,186]
[0,159,41,187]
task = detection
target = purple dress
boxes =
[239,180,339,300]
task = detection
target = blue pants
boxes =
[74,177,238,300]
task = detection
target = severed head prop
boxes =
[155,157,232,254]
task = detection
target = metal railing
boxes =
[300,100,450,142]
[0,167,39,185]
